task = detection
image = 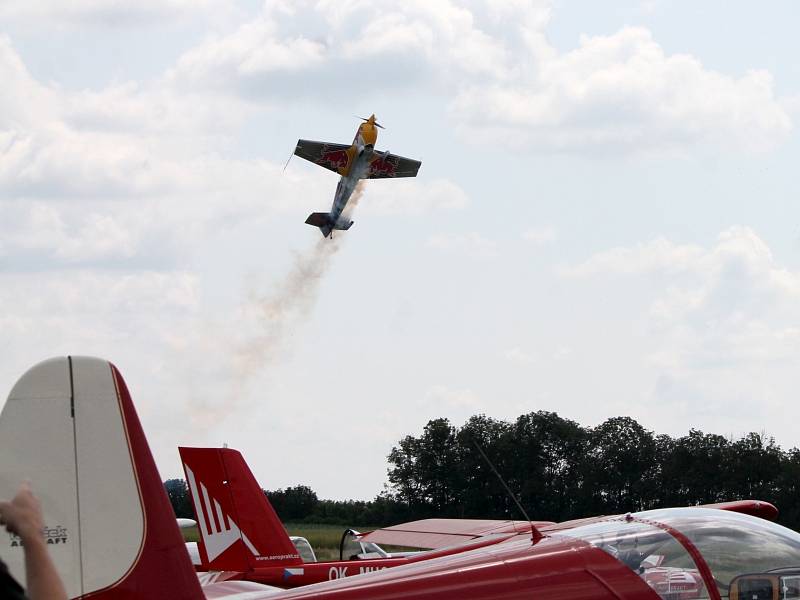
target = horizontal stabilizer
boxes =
[334,219,354,231]
[305,212,353,237]
[305,212,331,228]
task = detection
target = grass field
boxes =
[285,523,351,561]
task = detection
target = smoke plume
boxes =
[234,236,342,377]
[233,182,366,372]
[181,181,369,428]
[342,180,365,218]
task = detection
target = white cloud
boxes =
[523,225,557,245]
[452,26,792,154]
[505,347,536,365]
[639,0,661,15]
[167,0,535,97]
[0,204,138,262]
[424,385,482,412]
[547,227,800,445]
[553,346,572,360]
[358,178,468,216]
[163,3,793,154]
[562,236,706,277]
[427,232,498,258]
[566,227,800,414]
[172,13,327,90]
[0,0,229,27]
[0,38,277,265]
[0,271,200,363]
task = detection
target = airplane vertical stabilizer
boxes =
[305,212,334,238]
[0,357,204,599]
[180,447,303,572]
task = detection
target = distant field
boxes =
[286,523,352,561]
[182,525,199,543]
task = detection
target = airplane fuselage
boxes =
[328,145,374,229]
[325,119,379,235]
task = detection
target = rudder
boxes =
[304,212,330,228]
[180,447,302,572]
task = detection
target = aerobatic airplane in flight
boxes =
[3,356,800,600]
[293,115,421,237]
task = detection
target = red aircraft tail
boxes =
[0,357,204,600]
[179,446,303,572]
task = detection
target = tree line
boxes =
[165,411,800,530]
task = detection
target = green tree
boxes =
[454,414,513,518]
[387,418,461,516]
[659,429,732,505]
[164,479,193,519]
[728,432,783,500]
[776,449,800,531]
[506,411,587,521]
[266,485,318,520]
[584,417,658,513]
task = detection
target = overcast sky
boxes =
[2,0,800,500]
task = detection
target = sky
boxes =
[2,0,800,500]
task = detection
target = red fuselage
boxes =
[217,532,521,588]
[268,534,660,600]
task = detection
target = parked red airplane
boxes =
[180,445,552,588]
[2,356,800,600]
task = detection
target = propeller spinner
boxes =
[357,115,385,129]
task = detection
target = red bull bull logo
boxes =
[320,147,350,170]
[369,156,397,177]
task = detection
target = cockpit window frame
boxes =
[629,515,722,600]
[556,508,800,600]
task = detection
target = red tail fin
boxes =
[0,357,203,599]
[180,447,302,572]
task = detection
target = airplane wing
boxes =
[293,139,353,174]
[357,518,553,549]
[367,151,421,179]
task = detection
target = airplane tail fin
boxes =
[305,212,354,238]
[0,357,203,600]
[305,212,333,238]
[179,446,303,572]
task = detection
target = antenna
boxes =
[470,438,543,544]
[283,147,295,172]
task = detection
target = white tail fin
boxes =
[0,357,203,599]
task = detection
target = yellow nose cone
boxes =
[361,122,378,146]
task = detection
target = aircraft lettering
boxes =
[359,566,387,575]
[328,566,349,580]
[46,537,68,544]
[9,525,67,547]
